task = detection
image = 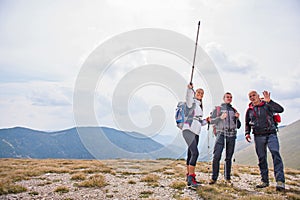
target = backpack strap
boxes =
[216,106,221,117]
[232,106,237,113]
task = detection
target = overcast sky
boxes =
[1,0,299,140]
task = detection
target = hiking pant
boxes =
[254,133,285,183]
[212,133,236,181]
[183,130,199,166]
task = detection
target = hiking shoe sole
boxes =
[276,187,285,192]
[187,185,199,190]
[256,183,269,188]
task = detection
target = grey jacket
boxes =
[210,103,241,137]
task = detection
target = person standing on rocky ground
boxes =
[245,90,285,191]
[208,92,241,185]
[182,83,209,189]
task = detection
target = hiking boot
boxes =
[186,173,201,184]
[225,179,233,186]
[187,174,199,190]
[208,179,217,185]
[276,181,285,192]
[225,179,232,184]
[256,182,269,188]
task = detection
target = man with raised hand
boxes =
[245,90,285,191]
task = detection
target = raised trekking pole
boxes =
[190,21,201,85]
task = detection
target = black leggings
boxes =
[183,130,199,166]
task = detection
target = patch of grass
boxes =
[250,171,260,175]
[262,186,276,194]
[37,181,52,186]
[70,173,86,181]
[141,174,159,182]
[196,185,227,200]
[156,158,176,161]
[163,170,175,175]
[286,180,299,186]
[152,167,166,173]
[82,168,101,174]
[28,191,39,195]
[54,186,69,194]
[41,166,71,174]
[170,181,186,190]
[239,195,284,200]
[121,171,136,175]
[237,166,254,174]
[285,168,300,175]
[286,192,300,200]
[196,183,249,200]
[0,182,27,195]
[128,180,136,184]
[148,182,159,187]
[139,190,153,198]
[106,194,114,198]
[77,174,106,188]
[100,167,112,173]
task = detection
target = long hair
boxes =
[195,88,204,111]
[200,99,203,111]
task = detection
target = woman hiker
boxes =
[182,83,209,189]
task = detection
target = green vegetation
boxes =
[70,173,86,181]
[170,181,186,190]
[139,190,153,198]
[77,174,106,188]
[54,186,69,193]
[0,158,299,199]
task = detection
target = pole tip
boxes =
[198,21,200,25]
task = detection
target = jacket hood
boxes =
[248,101,265,109]
[193,98,202,105]
[221,103,232,107]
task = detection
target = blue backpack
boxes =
[175,101,196,129]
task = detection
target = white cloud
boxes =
[205,42,257,73]
[0,0,299,132]
[0,81,74,130]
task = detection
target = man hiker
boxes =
[208,92,241,184]
[245,90,285,191]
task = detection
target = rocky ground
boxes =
[1,159,299,200]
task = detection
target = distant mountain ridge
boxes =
[0,127,93,159]
[0,127,182,159]
[1,121,298,169]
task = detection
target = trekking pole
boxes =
[207,127,210,181]
[232,117,238,179]
[221,109,227,181]
[190,21,201,85]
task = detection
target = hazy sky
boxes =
[1,0,299,139]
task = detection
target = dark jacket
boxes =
[211,103,241,137]
[245,100,284,135]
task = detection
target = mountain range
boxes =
[0,126,184,160]
[1,120,299,169]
